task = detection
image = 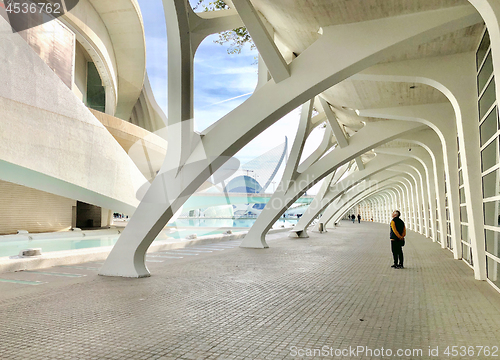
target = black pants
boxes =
[391,240,404,266]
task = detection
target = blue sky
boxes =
[137,0,324,192]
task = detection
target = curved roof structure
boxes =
[61,0,146,120]
[225,175,263,194]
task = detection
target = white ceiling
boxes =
[250,0,483,136]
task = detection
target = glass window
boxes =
[459,170,464,186]
[460,205,468,223]
[480,106,498,146]
[462,243,472,263]
[481,138,497,172]
[485,229,500,258]
[86,62,106,112]
[483,169,499,198]
[484,200,500,227]
[477,30,491,70]
[448,235,453,250]
[461,224,469,243]
[479,77,496,120]
[478,51,494,95]
[486,257,500,289]
[459,187,466,204]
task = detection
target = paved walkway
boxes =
[1,221,500,359]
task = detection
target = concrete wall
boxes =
[0,15,147,215]
[0,180,75,235]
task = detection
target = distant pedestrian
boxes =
[390,210,406,269]
[357,214,361,223]
[351,214,355,223]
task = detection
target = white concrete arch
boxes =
[372,194,389,223]
[327,180,395,226]
[384,175,414,230]
[391,181,412,228]
[372,196,384,222]
[352,52,486,279]
[331,180,410,227]
[377,193,394,222]
[394,136,444,244]
[375,148,435,238]
[389,186,405,221]
[367,187,404,222]
[99,4,482,277]
[373,193,396,223]
[328,189,391,227]
[399,176,418,231]
[290,153,409,237]
[368,187,401,224]
[357,104,462,256]
[378,140,448,246]
[322,174,411,227]
[392,162,429,236]
[320,164,408,230]
[375,192,392,222]
[239,120,424,249]
[394,166,423,233]
[401,153,435,239]
[369,198,379,222]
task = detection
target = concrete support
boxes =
[357,104,462,256]
[376,147,436,239]
[100,4,482,277]
[232,0,289,82]
[354,54,483,273]
[468,1,500,108]
[291,154,407,235]
[322,174,405,226]
[99,0,245,277]
[400,163,429,236]
[328,179,409,225]
[240,120,423,248]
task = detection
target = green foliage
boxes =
[193,0,256,55]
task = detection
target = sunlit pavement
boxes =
[0,221,500,359]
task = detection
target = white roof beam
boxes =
[319,97,348,148]
[355,157,365,170]
[232,0,290,83]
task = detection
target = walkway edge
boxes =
[0,228,289,274]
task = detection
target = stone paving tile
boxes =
[0,221,500,359]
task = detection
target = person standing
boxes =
[351,214,355,223]
[357,214,361,223]
[390,210,406,269]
